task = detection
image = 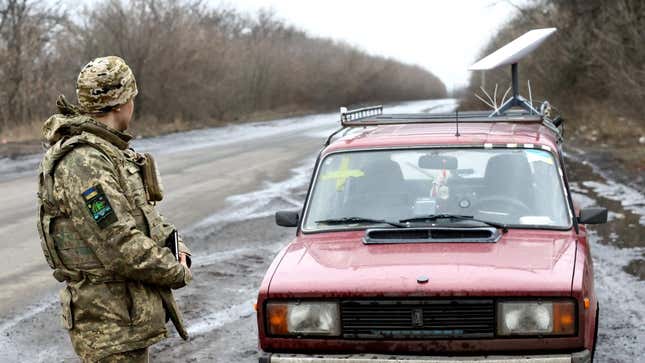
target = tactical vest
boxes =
[37,130,169,283]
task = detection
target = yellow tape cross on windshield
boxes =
[321,156,364,191]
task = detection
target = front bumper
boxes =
[260,350,591,363]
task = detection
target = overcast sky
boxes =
[224,0,522,90]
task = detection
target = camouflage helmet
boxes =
[76,56,138,114]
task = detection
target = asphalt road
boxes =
[0,99,643,362]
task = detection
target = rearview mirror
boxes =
[275,211,300,227]
[419,154,458,170]
[578,207,608,224]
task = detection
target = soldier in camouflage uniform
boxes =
[37,56,192,362]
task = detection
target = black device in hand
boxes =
[165,230,179,261]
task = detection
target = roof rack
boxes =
[327,106,563,146]
[340,109,543,126]
[338,107,560,133]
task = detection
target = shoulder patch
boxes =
[82,185,117,229]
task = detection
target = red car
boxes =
[255,104,606,363]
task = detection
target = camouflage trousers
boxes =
[96,347,149,363]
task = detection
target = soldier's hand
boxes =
[179,252,189,268]
[179,252,192,285]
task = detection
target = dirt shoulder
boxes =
[565,108,645,191]
[567,144,645,192]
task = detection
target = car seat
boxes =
[346,158,410,220]
[482,153,535,209]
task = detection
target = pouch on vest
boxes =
[52,218,103,270]
[37,203,57,270]
[141,153,164,202]
[59,286,74,330]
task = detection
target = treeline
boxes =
[0,0,446,140]
[460,0,644,142]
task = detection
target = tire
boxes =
[591,302,599,362]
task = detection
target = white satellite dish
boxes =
[469,28,557,116]
[470,28,557,70]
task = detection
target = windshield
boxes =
[303,148,571,231]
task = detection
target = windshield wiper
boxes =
[399,214,508,233]
[316,217,405,228]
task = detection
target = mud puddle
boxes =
[564,151,645,362]
[566,152,645,280]
[149,159,312,362]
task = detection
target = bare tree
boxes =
[0,0,65,133]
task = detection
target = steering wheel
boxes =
[471,195,531,217]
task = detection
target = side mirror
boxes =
[578,207,608,224]
[419,154,458,170]
[275,211,300,227]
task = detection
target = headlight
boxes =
[497,301,576,336]
[267,301,340,336]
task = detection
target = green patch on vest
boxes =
[82,185,117,229]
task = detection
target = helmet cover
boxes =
[76,56,138,114]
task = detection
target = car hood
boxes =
[268,229,577,298]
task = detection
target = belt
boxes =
[54,268,125,284]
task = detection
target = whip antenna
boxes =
[455,110,460,137]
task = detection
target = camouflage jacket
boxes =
[37,114,191,362]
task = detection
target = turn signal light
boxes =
[553,302,576,335]
[267,303,288,335]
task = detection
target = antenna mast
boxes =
[491,62,539,116]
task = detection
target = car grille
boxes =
[341,299,495,339]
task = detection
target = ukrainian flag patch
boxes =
[82,185,117,229]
